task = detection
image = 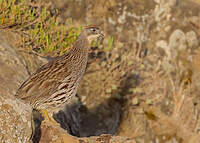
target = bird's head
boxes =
[82,25,104,44]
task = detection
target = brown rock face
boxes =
[39,121,132,143]
[0,95,32,143]
[0,29,47,143]
[0,30,32,142]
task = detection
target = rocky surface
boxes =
[0,30,32,142]
[39,121,133,143]
[0,94,32,142]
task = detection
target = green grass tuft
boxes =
[107,36,114,51]
[0,0,81,56]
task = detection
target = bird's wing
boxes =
[15,58,71,102]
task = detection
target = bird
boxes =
[15,26,104,120]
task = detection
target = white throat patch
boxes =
[87,34,99,44]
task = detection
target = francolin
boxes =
[16,26,104,121]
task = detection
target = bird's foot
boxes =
[41,109,59,125]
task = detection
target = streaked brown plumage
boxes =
[16,26,104,113]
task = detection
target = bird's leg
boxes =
[41,109,58,124]
[41,109,50,121]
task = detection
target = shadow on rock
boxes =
[52,73,140,138]
[32,110,44,143]
[53,95,121,137]
[32,73,139,141]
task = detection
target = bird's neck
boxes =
[67,33,89,63]
[72,33,89,54]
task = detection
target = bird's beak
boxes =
[98,31,104,44]
[100,31,104,39]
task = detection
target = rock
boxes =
[0,94,32,143]
[0,40,29,96]
[40,121,134,143]
[0,30,33,142]
[0,30,47,143]
[186,31,199,48]
[168,29,187,59]
[53,96,121,138]
[169,29,187,51]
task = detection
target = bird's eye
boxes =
[90,28,96,32]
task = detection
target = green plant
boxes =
[107,36,114,51]
[0,0,81,56]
